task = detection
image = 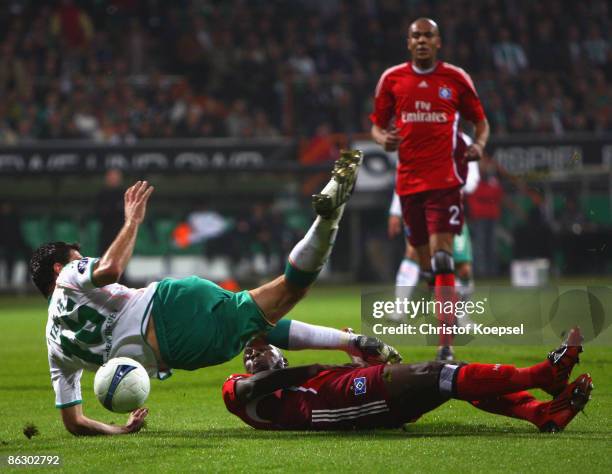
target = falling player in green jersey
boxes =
[31,151,401,436]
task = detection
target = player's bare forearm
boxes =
[371,124,386,145]
[235,365,330,402]
[93,220,140,286]
[473,119,490,149]
[371,124,401,151]
[93,181,154,286]
[66,416,130,436]
[465,119,490,161]
[61,405,147,436]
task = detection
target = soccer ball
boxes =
[94,357,150,413]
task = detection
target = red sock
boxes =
[435,273,456,346]
[455,362,553,399]
[470,391,545,427]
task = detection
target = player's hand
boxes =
[124,181,154,225]
[388,215,402,238]
[465,143,484,162]
[382,127,402,152]
[124,407,148,433]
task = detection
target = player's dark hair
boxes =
[29,241,81,297]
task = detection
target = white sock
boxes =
[287,320,355,351]
[388,258,420,322]
[288,205,345,272]
[395,257,420,301]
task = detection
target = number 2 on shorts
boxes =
[449,205,460,225]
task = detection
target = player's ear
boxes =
[53,262,63,276]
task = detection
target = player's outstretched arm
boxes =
[60,404,148,436]
[235,365,334,403]
[92,181,154,286]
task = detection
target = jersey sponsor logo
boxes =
[418,80,428,88]
[77,258,89,274]
[353,376,367,395]
[400,110,448,123]
[401,101,448,123]
[439,86,453,99]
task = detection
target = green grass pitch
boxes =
[1,287,611,473]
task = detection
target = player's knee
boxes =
[431,250,454,275]
[250,277,308,323]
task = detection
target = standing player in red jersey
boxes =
[223,328,592,433]
[370,18,490,360]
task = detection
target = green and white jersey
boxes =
[46,257,158,408]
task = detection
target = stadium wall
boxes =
[0,134,611,290]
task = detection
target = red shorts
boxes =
[400,186,464,246]
[309,365,403,430]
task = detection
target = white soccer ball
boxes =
[94,357,150,413]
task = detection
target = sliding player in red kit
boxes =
[370,18,490,360]
[223,328,592,433]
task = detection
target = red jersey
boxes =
[370,61,486,196]
[222,365,404,431]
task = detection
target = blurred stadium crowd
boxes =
[0,0,611,289]
[0,0,610,143]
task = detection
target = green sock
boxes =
[265,319,292,349]
[284,261,320,288]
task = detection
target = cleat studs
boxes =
[339,149,363,164]
[314,149,362,217]
[332,169,349,183]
